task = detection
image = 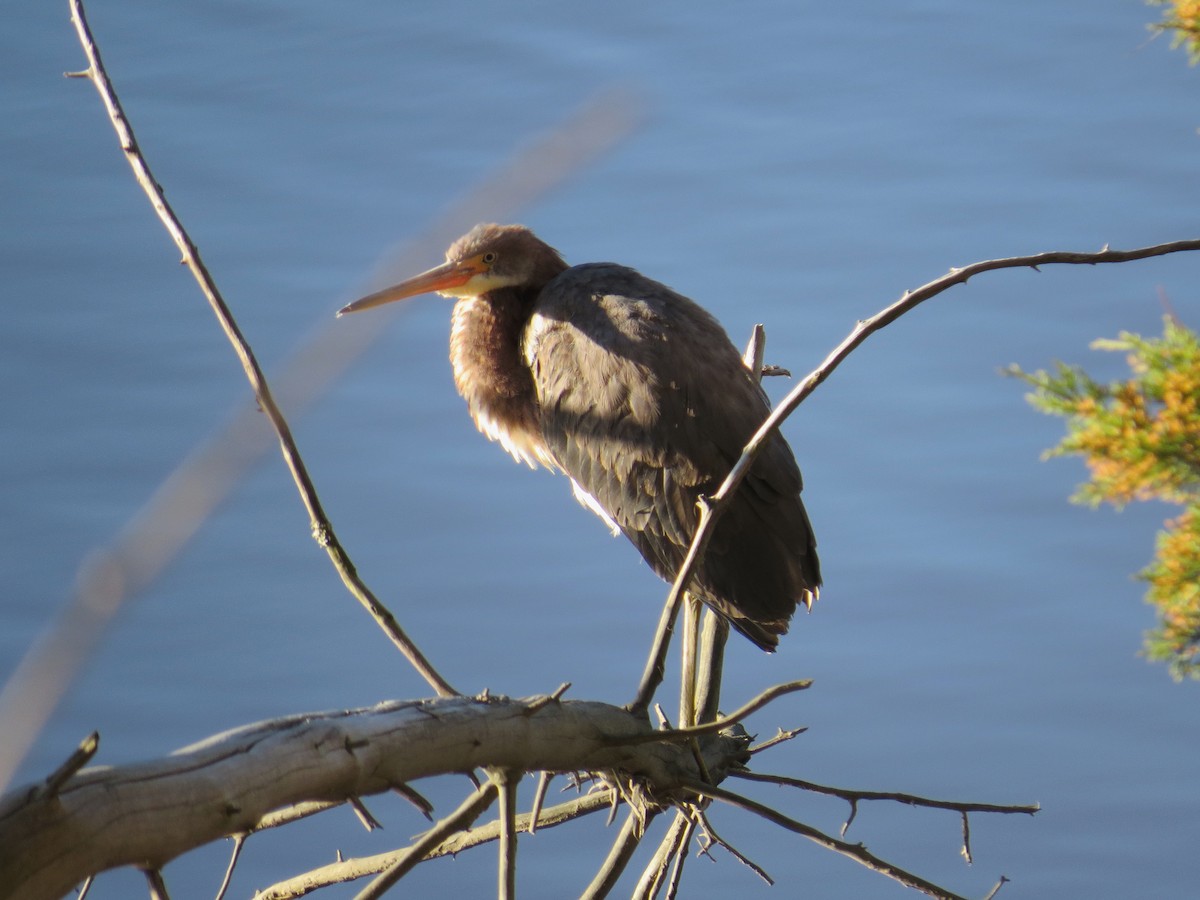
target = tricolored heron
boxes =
[339,224,820,650]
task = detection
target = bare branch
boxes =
[62,0,458,704]
[1,0,642,795]
[579,808,659,900]
[693,807,774,886]
[748,726,808,756]
[617,680,812,746]
[631,810,692,900]
[1,696,749,900]
[678,778,972,900]
[213,833,245,900]
[528,772,552,834]
[731,770,1039,820]
[354,780,499,900]
[260,790,618,899]
[493,769,520,900]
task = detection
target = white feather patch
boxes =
[570,478,621,536]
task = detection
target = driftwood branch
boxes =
[0,694,751,900]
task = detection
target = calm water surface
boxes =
[3,2,1198,897]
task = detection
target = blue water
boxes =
[4,2,1198,897]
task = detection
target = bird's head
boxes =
[338,224,568,315]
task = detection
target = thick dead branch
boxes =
[0,695,750,900]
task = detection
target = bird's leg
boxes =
[694,610,729,725]
[678,593,702,728]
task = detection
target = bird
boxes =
[339,224,820,651]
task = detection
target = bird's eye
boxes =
[482,252,498,264]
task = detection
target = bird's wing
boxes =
[524,263,819,646]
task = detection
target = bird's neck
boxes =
[449,287,545,466]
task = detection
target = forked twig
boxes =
[692,806,774,886]
[731,770,1040,822]
[678,778,973,900]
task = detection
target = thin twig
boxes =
[678,778,970,900]
[628,237,1200,715]
[259,791,619,899]
[731,770,1040,819]
[693,807,774,886]
[748,726,807,755]
[579,808,660,900]
[528,771,552,834]
[615,680,811,746]
[663,815,696,900]
[214,833,246,900]
[353,781,499,900]
[495,769,519,900]
[631,811,692,900]
[64,0,457,700]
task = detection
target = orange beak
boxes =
[337,258,486,316]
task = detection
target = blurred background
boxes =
[2,2,1197,897]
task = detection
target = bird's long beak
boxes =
[337,259,484,316]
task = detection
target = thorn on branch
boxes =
[39,731,99,801]
[523,682,571,716]
[841,799,858,837]
[392,782,435,821]
[350,796,383,831]
[342,736,369,754]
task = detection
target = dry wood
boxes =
[0,695,748,900]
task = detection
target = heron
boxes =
[339,224,820,651]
